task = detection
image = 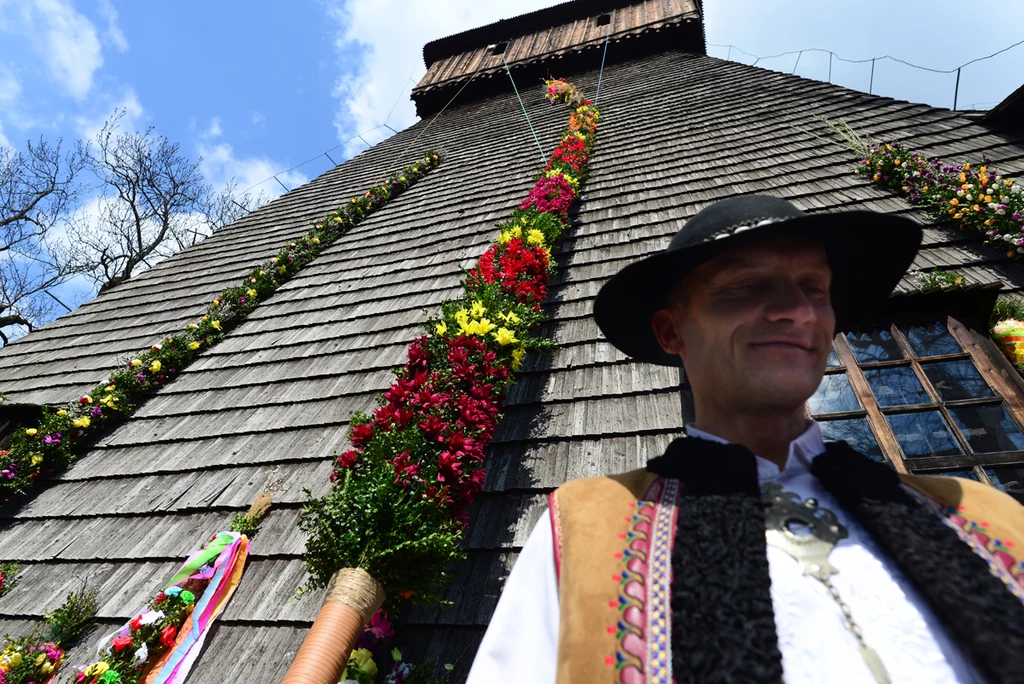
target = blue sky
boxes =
[0,0,1022,315]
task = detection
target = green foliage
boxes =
[229,512,263,538]
[299,456,464,608]
[44,584,99,648]
[916,269,964,290]
[991,296,1024,329]
[0,561,21,598]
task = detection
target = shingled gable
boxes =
[2,1,1024,681]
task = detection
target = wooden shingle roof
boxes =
[1,35,1023,683]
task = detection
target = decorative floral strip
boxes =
[857,142,1024,255]
[0,584,98,684]
[299,78,600,604]
[0,153,442,501]
[992,319,1024,375]
[75,531,247,684]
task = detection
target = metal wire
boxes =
[502,53,548,163]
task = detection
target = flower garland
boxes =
[0,153,442,501]
[75,531,247,684]
[0,585,98,684]
[299,79,599,604]
[857,142,1024,256]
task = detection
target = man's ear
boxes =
[652,307,685,355]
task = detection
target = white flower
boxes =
[998,209,1007,215]
[957,189,965,197]
[1002,196,1010,203]
[139,609,164,625]
[1005,234,1013,242]
[966,194,973,201]
[132,642,149,666]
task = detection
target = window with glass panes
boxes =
[809,316,1024,505]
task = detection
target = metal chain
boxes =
[822,577,864,641]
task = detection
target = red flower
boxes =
[160,625,178,647]
[112,635,133,651]
[335,450,359,470]
[130,615,143,632]
[349,423,374,449]
[153,592,167,604]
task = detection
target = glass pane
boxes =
[904,321,962,357]
[819,417,885,462]
[847,329,903,364]
[921,360,995,402]
[984,466,1024,504]
[826,348,841,368]
[807,373,861,414]
[931,468,979,480]
[863,366,931,407]
[886,410,963,457]
[948,404,1024,453]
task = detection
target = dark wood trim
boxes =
[902,450,1024,471]
[833,332,908,473]
[811,409,869,421]
[949,317,1024,434]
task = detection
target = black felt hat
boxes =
[593,194,922,366]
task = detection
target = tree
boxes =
[0,137,87,344]
[70,110,264,294]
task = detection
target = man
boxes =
[466,195,1024,684]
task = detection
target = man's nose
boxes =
[764,280,817,325]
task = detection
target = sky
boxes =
[0,0,1022,316]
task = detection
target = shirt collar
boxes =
[684,420,826,483]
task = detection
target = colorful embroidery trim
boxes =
[904,485,1024,603]
[605,477,678,684]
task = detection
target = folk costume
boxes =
[465,196,1024,684]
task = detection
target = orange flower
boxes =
[950,198,959,206]
[954,213,963,219]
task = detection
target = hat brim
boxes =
[593,211,922,366]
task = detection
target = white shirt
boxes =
[467,421,984,683]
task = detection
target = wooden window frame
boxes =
[813,314,1024,481]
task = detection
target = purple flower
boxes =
[1013,213,1022,222]
[91,406,102,417]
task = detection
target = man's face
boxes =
[653,237,835,414]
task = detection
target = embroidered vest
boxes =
[549,467,1024,684]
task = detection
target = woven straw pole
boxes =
[282,568,385,684]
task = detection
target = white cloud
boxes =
[25,0,104,101]
[74,86,144,141]
[198,141,309,201]
[202,116,222,138]
[251,111,265,127]
[326,0,557,158]
[97,0,128,53]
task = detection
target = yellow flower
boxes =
[7,652,21,668]
[56,410,67,416]
[72,416,90,429]
[872,173,880,181]
[105,384,115,392]
[201,316,208,322]
[25,428,37,436]
[475,318,496,335]
[278,265,287,274]
[247,289,257,298]
[526,229,545,246]
[30,453,43,466]
[511,347,526,371]
[130,359,142,367]
[312,237,320,244]
[81,395,92,404]
[498,230,512,244]
[149,360,162,374]
[35,652,45,666]
[40,660,54,675]
[435,321,447,335]
[188,323,197,329]
[399,176,406,182]
[212,299,220,307]
[348,648,377,677]
[188,341,201,350]
[499,311,521,325]
[492,327,518,346]
[212,320,221,330]
[88,661,110,676]
[454,309,469,327]
[469,301,486,319]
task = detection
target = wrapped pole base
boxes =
[282,568,385,684]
